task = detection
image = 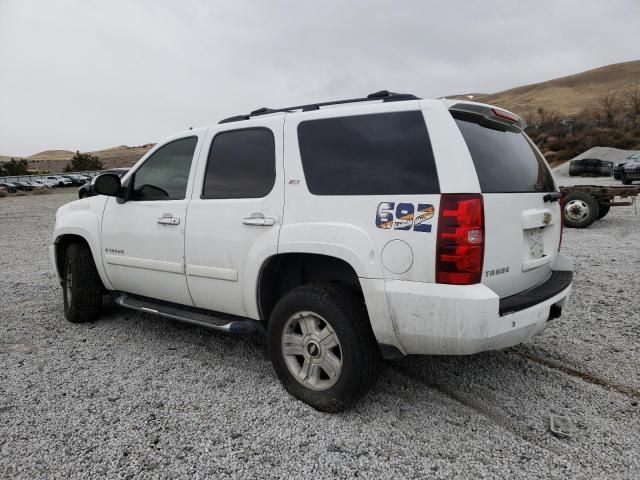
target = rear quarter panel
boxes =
[280,100,467,284]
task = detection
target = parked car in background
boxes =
[619,159,640,185]
[0,182,18,193]
[569,158,613,177]
[27,181,46,190]
[78,169,129,198]
[15,181,35,191]
[32,179,55,189]
[45,175,73,187]
[62,174,89,186]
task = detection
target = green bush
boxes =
[0,158,29,176]
[64,151,103,172]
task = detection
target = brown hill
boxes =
[16,144,155,173]
[449,60,640,118]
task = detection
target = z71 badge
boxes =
[375,202,435,232]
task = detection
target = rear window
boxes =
[454,116,555,193]
[297,111,439,195]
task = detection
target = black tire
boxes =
[621,176,632,185]
[568,164,582,176]
[267,283,380,412]
[562,192,600,228]
[597,204,610,220]
[63,243,103,323]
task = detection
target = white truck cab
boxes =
[51,91,572,411]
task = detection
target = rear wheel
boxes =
[268,283,380,412]
[563,192,600,228]
[63,243,103,323]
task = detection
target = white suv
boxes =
[51,91,573,411]
[46,175,73,187]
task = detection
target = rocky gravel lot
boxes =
[1,188,639,479]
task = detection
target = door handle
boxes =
[243,215,275,226]
[157,214,180,225]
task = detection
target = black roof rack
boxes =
[218,90,421,124]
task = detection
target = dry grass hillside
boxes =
[453,60,640,118]
[18,144,155,173]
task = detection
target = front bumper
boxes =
[367,253,573,356]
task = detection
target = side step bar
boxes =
[113,293,264,334]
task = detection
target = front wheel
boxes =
[63,243,103,323]
[268,283,380,412]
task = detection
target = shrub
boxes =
[521,90,640,165]
[64,151,103,172]
[0,158,29,176]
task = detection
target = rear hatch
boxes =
[451,104,561,298]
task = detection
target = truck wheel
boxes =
[622,178,632,185]
[597,204,610,220]
[563,192,600,228]
[267,283,380,412]
[63,243,103,323]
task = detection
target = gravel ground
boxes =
[1,187,639,479]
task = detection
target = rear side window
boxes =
[297,111,439,195]
[202,128,275,199]
[454,116,555,193]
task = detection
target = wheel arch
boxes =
[257,253,362,322]
[53,231,111,290]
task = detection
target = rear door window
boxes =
[297,111,439,195]
[454,115,555,193]
[202,128,275,199]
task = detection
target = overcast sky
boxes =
[1,0,639,156]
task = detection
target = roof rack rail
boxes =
[218,90,420,124]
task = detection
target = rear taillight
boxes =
[436,194,484,285]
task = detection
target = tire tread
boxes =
[64,243,103,323]
[268,282,380,412]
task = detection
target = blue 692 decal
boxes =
[375,202,434,232]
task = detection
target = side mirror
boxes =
[92,173,122,197]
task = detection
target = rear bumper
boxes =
[366,253,573,356]
[499,270,572,315]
